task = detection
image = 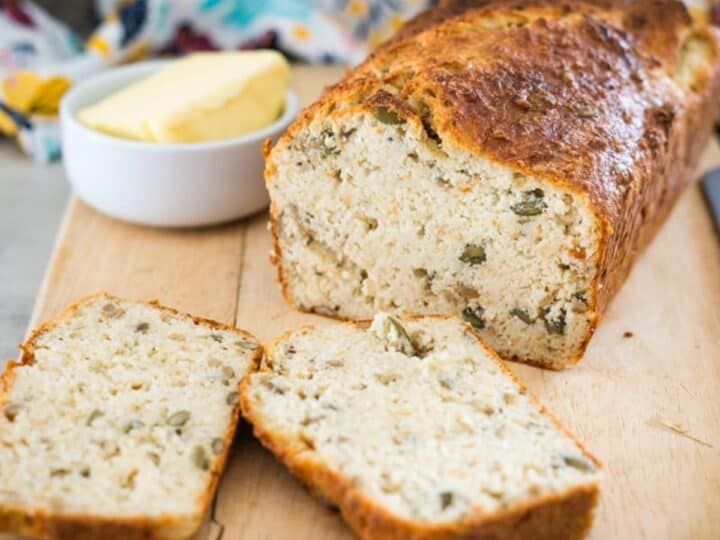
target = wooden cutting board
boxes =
[13,65,720,540]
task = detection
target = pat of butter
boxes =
[78,51,290,143]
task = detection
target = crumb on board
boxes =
[622,331,634,338]
[647,415,713,448]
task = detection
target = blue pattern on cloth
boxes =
[200,0,315,25]
[119,0,149,47]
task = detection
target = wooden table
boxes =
[14,66,720,539]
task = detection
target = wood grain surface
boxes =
[8,65,720,540]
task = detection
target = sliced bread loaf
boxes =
[241,313,601,540]
[0,294,261,540]
[265,0,720,368]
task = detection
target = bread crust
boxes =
[265,0,720,367]
[0,293,263,540]
[240,315,601,540]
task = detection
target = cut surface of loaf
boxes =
[0,294,261,540]
[242,314,601,539]
[266,0,720,368]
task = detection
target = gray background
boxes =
[0,144,68,362]
[0,2,90,362]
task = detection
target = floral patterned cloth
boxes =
[0,0,433,162]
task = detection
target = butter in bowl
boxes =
[60,51,298,227]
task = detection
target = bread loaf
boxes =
[241,313,601,540]
[0,294,261,540]
[265,0,720,368]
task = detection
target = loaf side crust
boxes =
[265,0,720,367]
[240,316,601,539]
[0,293,263,540]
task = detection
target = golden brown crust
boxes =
[240,316,601,540]
[265,0,720,367]
[0,292,263,540]
[0,509,197,540]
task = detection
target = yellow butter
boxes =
[78,51,290,143]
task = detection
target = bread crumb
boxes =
[622,331,634,338]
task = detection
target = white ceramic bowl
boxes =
[60,60,298,227]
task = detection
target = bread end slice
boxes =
[242,314,601,540]
[0,293,262,540]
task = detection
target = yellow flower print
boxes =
[2,73,70,115]
[87,36,112,58]
[0,112,17,136]
[292,25,310,42]
[0,72,71,136]
[389,14,405,32]
[347,0,368,18]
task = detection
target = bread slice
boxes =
[241,313,601,540]
[0,294,261,540]
[265,0,720,369]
